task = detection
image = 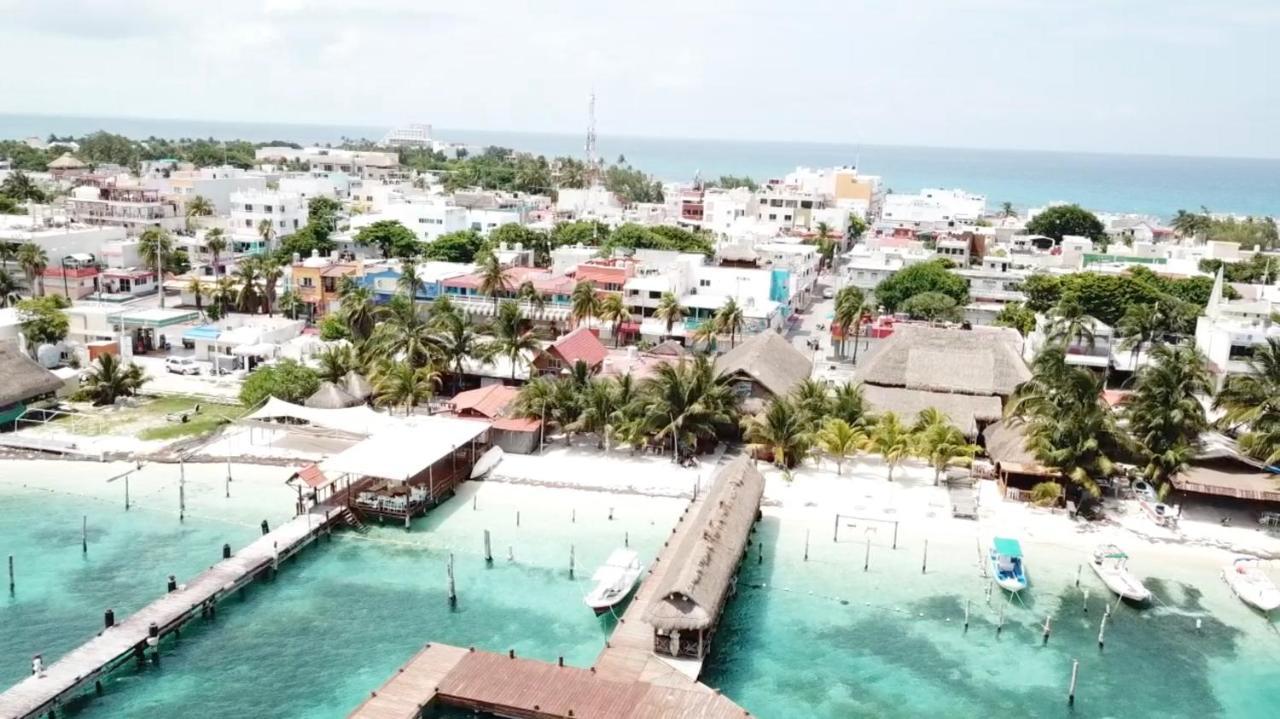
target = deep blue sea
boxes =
[3,113,1279,219]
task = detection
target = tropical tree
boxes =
[477,252,509,309]
[598,293,631,347]
[829,381,869,426]
[743,397,812,469]
[636,355,738,461]
[210,276,237,316]
[256,219,276,250]
[277,290,304,320]
[185,277,206,315]
[186,195,214,218]
[257,257,283,316]
[993,301,1037,337]
[16,242,47,298]
[338,282,378,340]
[0,269,21,307]
[1124,344,1213,495]
[372,360,440,415]
[900,291,962,322]
[484,300,541,380]
[570,378,619,449]
[1000,201,1017,219]
[204,228,228,278]
[1046,292,1097,349]
[438,311,482,393]
[812,221,836,270]
[1171,209,1211,239]
[355,219,419,259]
[1024,204,1106,242]
[516,280,545,316]
[0,170,45,202]
[815,418,863,475]
[16,296,69,348]
[78,353,148,406]
[832,286,865,358]
[863,411,914,481]
[913,408,979,485]
[654,291,686,339]
[571,280,599,328]
[372,295,440,369]
[791,378,832,424]
[715,297,746,348]
[690,317,721,352]
[234,260,261,313]
[1213,337,1280,464]
[1115,302,1166,368]
[397,261,423,300]
[316,344,356,384]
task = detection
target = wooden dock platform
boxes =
[349,643,747,719]
[0,507,345,719]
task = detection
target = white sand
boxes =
[488,437,716,497]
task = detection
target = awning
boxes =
[321,419,490,482]
[993,537,1023,558]
[183,325,221,342]
[290,463,333,490]
[245,397,395,436]
[231,342,277,357]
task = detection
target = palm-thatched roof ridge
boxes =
[0,341,63,407]
[854,324,1029,397]
[342,370,373,401]
[713,331,811,398]
[305,381,361,409]
[644,456,765,632]
[981,419,1054,476]
[863,385,1001,438]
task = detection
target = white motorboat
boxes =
[989,537,1028,593]
[584,549,643,616]
[1222,557,1280,614]
[470,445,505,479]
[1089,544,1152,603]
[1138,497,1178,527]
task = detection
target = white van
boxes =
[165,356,200,375]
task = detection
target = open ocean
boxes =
[3,112,1279,220]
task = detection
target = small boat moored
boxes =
[989,536,1028,593]
[1090,544,1152,603]
[1222,557,1280,614]
[584,548,643,616]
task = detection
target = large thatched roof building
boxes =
[0,342,63,423]
[854,324,1030,437]
[714,331,811,412]
[644,456,765,659]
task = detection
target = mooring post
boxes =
[757,541,763,565]
[892,522,898,550]
[508,546,514,562]
[9,554,14,594]
[1083,588,1089,613]
[963,599,970,633]
[82,516,88,554]
[167,575,177,593]
[997,603,1005,636]
[179,460,186,523]
[921,539,928,574]
[624,531,629,548]
[569,545,575,580]
[1068,659,1079,707]
[225,474,230,499]
[447,553,457,609]
[124,474,130,511]
[516,510,520,528]
[863,536,870,572]
[104,608,114,629]
[833,514,840,542]
[1043,614,1053,644]
[804,529,810,561]
[222,543,231,560]
[472,495,477,511]
[1075,563,1081,587]
[484,530,493,564]
[571,509,575,524]
[1097,611,1108,649]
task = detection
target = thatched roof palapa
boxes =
[644,457,765,632]
[0,341,63,407]
[713,331,812,399]
[854,325,1029,397]
[304,381,361,409]
[863,385,1001,438]
[982,419,1054,476]
[342,370,373,401]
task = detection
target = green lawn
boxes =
[134,395,244,441]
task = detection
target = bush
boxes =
[318,314,351,341]
[239,359,320,407]
[1030,481,1063,507]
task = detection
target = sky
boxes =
[1,0,1278,158]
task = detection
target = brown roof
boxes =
[451,384,519,419]
[304,381,361,409]
[1172,458,1280,503]
[342,371,373,401]
[855,324,1029,396]
[862,385,1001,438]
[644,457,765,631]
[982,420,1054,476]
[47,152,87,169]
[713,331,812,398]
[550,327,609,368]
[0,342,63,407]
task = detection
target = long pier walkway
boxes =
[0,506,345,719]
[349,493,751,719]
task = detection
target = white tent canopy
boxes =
[231,342,278,357]
[245,397,397,436]
[321,418,490,482]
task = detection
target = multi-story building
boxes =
[290,253,364,321]
[878,188,986,232]
[359,260,474,304]
[753,185,827,231]
[1195,269,1280,390]
[701,188,753,235]
[783,166,883,218]
[350,200,468,244]
[41,255,100,300]
[165,166,267,215]
[954,255,1030,326]
[840,245,934,296]
[278,172,353,200]
[65,182,181,235]
[229,190,308,254]
[254,147,399,181]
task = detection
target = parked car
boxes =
[165,356,200,375]
[822,287,835,299]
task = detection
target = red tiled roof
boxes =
[492,416,541,432]
[293,463,328,489]
[551,327,608,368]
[450,384,519,419]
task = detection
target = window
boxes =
[800,200,813,209]
[264,205,273,213]
[768,214,777,221]
[293,219,299,229]
[301,277,314,288]
[279,220,287,228]
[244,204,253,211]
[699,279,710,287]
[244,219,252,228]
[648,290,661,299]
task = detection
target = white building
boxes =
[229,190,308,254]
[556,187,623,219]
[466,208,523,236]
[839,245,934,295]
[753,186,827,231]
[166,166,267,215]
[254,147,399,180]
[953,255,1030,325]
[879,188,986,230]
[1195,269,1280,390]
[382,124,433,148]
[350,200,468,244]
[65,184,182,235]
[0,217,127,264]
[701,188,754,235]
[278,172,353,201]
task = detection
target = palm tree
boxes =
[815,418,863,475]
[654,292,685,339]
[1000,201,1017,219]
[812,221,836,270]
[637,356,738,461]
[477,252,509,310]
[397,261,423,300]
[210,276,237,316]
[913,408,979,485]
[483,300,541,380]
[16,242,47,298]
[258,257,283,316]
[1213,337,1280,464]
[830,381,869,426]
[690,317,721,353]
[1171,209,1210,239]
[373,296,441,369]
[716,297,746,348]
[570,378,618,449]
[742,397,811,469]
[339,283,378,341]
[571,280,599,328]
[0,269,20,307]
[277,290,304,320]
[438,311,482,393]
[185,277,206,315]
[832,286,865,359]
[1116,302,1166,369]
[863,411,913,481]
[186,195,214,218]
[316,344,356,383]
[598,293,630,347]
[1125,345,1213,495]
[373,360,440,415]
[791,378,831,424]
[516,280,545,317]
[257,219,276,251]
[234,260,261,314]
[138,227,173,307]
[204,228,228,278]
[79,353,148,406]
[1047,292,1097,350]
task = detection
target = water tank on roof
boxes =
[36,344,61,369]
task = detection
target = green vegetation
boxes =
[16,295,69,346]
[1024,204,1106,242]
[604,164,663,204]
[993,301,1037,336]
[705,175,758,191]
[1124,345,1213,496]
[422,229,485,263]
[239,359,321,407]
[1173,208,1278,248]
[1198,254,1277,283]
[899,291,962,322]
[1214,338,1280,465]
[354,220,420,259]
[74,354,147,406]
[135,396,242,441]
[872,259,969,312]
[1018,267,1222,329]
[0,133,288,171]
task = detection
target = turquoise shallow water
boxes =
[702,515,1280,719]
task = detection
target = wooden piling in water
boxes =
[1076,563,1081,587]
[921,539,928,574]
[569,545,575,580]
[516,511,520,528]
[892,521,898,549]
[484,530,493,564]
[124,475,130,511]
[833,514,839,542]
[447,553,457,609]
[804,529,810,561]
[997,603,1005,636]
[1083,588,1089,613]
[82,516,87,554]
[1068,659,1079,706]
[1097,612,1108,649]
[863,537,870,572]
[7,555,13,594]
[1043,615,1052,644]
[963,599,970,633]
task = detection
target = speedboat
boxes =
[584,549,643,616]
[1222,557,1280,613]
[1138,497,1178,527]
[1132,479,1157,502]
[989,536,1028,593]
[470,446,505,479]
[1089,544,1152,603]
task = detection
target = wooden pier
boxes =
[0,507,345,719]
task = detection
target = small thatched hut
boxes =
[713,331,812,413]
[0,342,64,425]
[305,381,361,409]
[342,371,373,402]
[644,456,765,660]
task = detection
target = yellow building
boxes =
[293,259,362,321]
[833,169,877,202]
